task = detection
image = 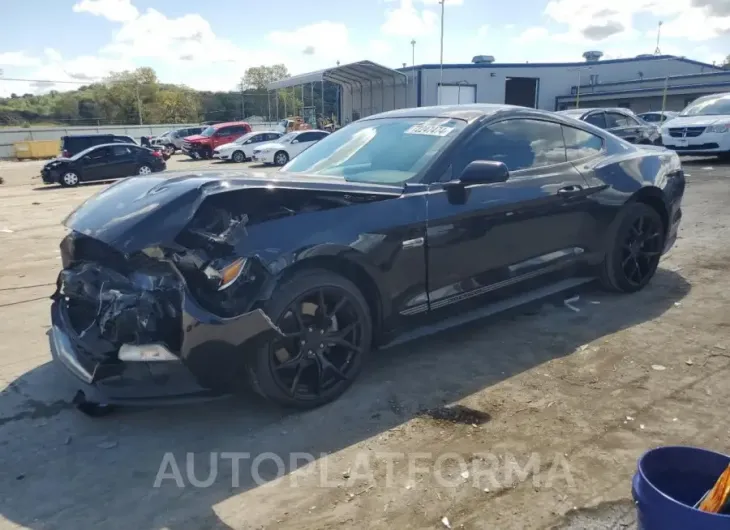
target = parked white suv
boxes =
[212,131,283,162]
[251,130,330,166]
[661,92,730,159]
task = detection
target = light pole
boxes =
[411,39,416,107]
[438,0,445,104]
[654,21,663,55]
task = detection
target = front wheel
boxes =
[232,150,246,163]
[599,202,665,293]
[274,151,289,166]
[60,172,80,187]
[246,270,372,409]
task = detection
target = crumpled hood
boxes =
[184,134,210,144]
[662,115,730,128]
[46,157,72,167]
[62,172,403,254]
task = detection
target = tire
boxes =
[137,165,153,175]
[599,202,665,293]
[203,148,213,160]
[274,150,289,166]
[246,269,372,409]
[165,143,176,155]
[232,150,246,163]
[60,172,80,187]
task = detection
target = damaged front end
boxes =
[50,218,283,404]
[50,174,390,404]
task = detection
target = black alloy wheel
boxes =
[247,270,371,408]
[600,203,664,293]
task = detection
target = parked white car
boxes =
[251,130,330,166]
[636,111,679,124]
[212,131,283,163]
[661,92,730,159]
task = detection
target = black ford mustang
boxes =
[49,104,685,413]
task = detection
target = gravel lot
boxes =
[1,154,729,530]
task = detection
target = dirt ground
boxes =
[1,155,730,530]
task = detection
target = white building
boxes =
[268,54,723,123]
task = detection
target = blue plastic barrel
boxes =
[632,446,730,529]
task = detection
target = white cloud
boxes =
[72,0,139,22]
[268,22,351,62]
[381,0,439,37]
[0,51,41,67]
[44,48,63,63]
[421,0,464,5]
[515,26,550,43]
[660,7,730,40]
[544,0,730,44]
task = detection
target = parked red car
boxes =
[182,121,252,159]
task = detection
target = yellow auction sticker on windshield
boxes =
[405,123,455,136]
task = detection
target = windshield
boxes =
[283,117,466,184]
[200,126,216,137]
[235,132,254,144]
[559,109,587,118]
[278,132,297,143]
[680,94,730,116]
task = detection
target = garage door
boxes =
[438,84,476,105]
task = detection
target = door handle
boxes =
[557,185,583,197]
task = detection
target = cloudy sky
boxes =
[0,0,728,96]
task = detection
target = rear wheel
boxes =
[232,150,246,163]
[60,172,79,187]
[246,270,372,409]
[599,202,664,293]
[137,164,152,175]
[274,151,289,166]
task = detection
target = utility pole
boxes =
[411,39,416,107]
[135,81,143,125]
[439,0,445,104]
[267,91,271,122]
[654,21,663,55]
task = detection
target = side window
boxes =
[642,114,659,123]
[268,133,282,141]
[562,126,603,161]
[216,127,231,136]
[452,119,566,174]
[627,115,643,126]
[228,126,247,135]
[112,145,131,156]
[249,134,264,143]
[89,147,111,159]
[583,112,607,129]
[605,112,631,128]
[296,132,314,143]
[313,132,328,141]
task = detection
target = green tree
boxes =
[157,87,201,123]
[242,64,290,90]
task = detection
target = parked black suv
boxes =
[60,134,137,158]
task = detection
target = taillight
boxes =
[152,150,162,158]
[62,150,70,158]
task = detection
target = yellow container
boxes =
[14,140,60,159]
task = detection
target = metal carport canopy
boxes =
[267,60,407,90]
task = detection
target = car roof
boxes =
[63,133,123,138]
[558,107,634,117]
[365,104,521,123]
[86,143,141,149]
[211,121,250,128]
[291,129,329,134]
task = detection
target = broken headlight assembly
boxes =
[203,257,250,291]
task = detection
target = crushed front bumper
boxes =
[50,289,284,406]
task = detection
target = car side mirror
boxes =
[458,160,509,185]
[443,161,509,204]
[291,139,299,144]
